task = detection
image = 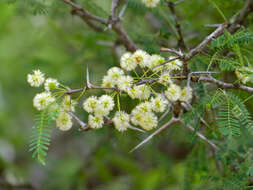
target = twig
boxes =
[168,1,187,49]
[158,108,171,122]
[198,75,253,94]
[61,0,107,24]
[187,71,219,87]
[160,47,183,56]
[68,111,89,130]
[119,0,128,20]
[128,125,146,133]
[178,120,219,150]
[130,118,180,153]
[60,0,137,52]
[184,23,228,61]
[228,0,253,33]
[66,66,120,95]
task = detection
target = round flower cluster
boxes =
[27,69,75,131]
[83,95,115,129]
[141,0,160,8]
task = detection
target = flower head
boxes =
[132,50,150,67]
[56,111,73,131]
[118,75,133,92]
[44,78,59,91]
[62,95,77,112]
[142,0,160,8]
[88,114,104,129]
[166,57,182,71]
[120,52,137,71]
[127,87,138,99]
[107,67,124,85]
[179,87,193,102]
[135,102,152,113]
[102,75,114,88]
[158,72,172,85]
[33,92,55,111]
[165,84,181,102]
[83,96,98,113]
[113,111,130,132]
[95,95,115,116]
[148,54,165,70]
[135,84,151,100]
[139,112,158,131]
[151,94,169,113]
[27,70,45,87]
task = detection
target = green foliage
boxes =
[29,110,53,165]
[211,30,253,52]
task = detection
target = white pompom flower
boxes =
[135,84,151,100]
[120,52,137,71]
[107,67,124,85]
[148,54,165,70]
[179,87,193,102]
[131,109,143,126]
[127,87,138,99]
[83,96,98,113]
[113,111,130,132]
[166,57,183,71]
[102,75,115,88]
[95,95,115,116]
[165,84,181,102]
[33,92,56,111]
[135,102,152,113]
[132,50,150,67]
[151,94,169,113]
[56,111,73,131]
[118,75,134,92]
[44,78,59,91]
[142,0,160,8]
[62,95,77,112]
[88,114,104,129]
[158,72,172,85]
[27,70,45,87]
[139,112,158,131]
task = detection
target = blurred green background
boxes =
[0,0,251,189]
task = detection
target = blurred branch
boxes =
[167,1,187,49]
[61,0,137,52]
[228,0,253,33]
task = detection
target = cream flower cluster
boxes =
[83,95,115,129]
[141,0,160,8]
[28,48,193,134]
[27,70,75,131]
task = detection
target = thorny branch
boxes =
[66,67,120,95]
[131,118,219,152]
[60,0,253,153]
